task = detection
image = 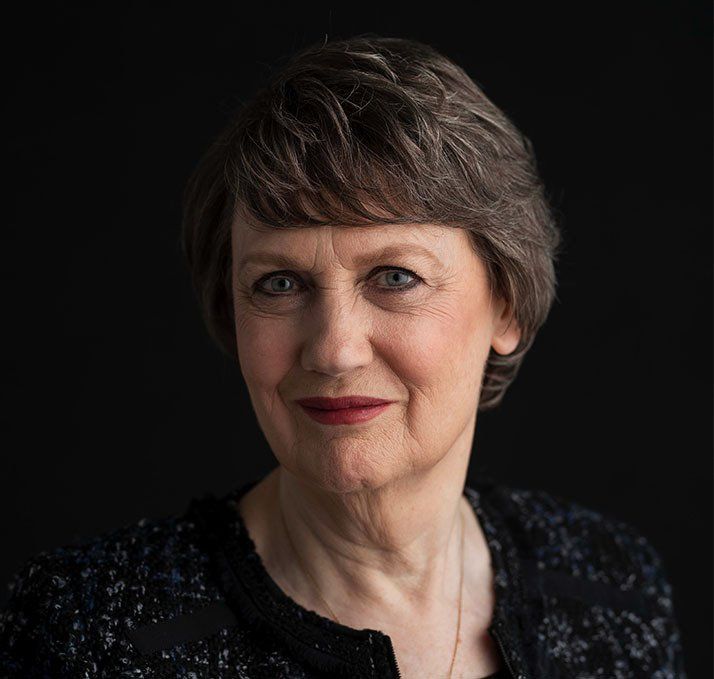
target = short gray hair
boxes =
[180,34,563,411]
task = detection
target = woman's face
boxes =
[231,217,520,493]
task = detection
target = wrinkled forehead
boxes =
[231,215,475,271]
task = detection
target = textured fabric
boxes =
[0,475,687,678]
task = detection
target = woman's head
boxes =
[181,34,562,488]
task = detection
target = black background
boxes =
[5,1,712,674]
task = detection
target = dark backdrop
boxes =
[5,1,712,674]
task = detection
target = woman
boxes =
[0,35,686,678]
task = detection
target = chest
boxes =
[387,610,505,679]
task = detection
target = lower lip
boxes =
[299,403,392,425]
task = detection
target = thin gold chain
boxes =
[447,501,466,678]
[277,496,467,678]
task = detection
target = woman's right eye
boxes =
[253,271,303,296]
[257,276,298,294]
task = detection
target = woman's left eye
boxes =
[373,268,421,292]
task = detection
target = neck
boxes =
[237,449,490,627]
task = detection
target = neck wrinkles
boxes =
[238,467,492,627]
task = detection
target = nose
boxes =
[299,291,374,377]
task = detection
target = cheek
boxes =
[235,311,296,404]
[379,297,490,401]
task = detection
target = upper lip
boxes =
[296,396,393,410]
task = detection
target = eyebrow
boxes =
[237,244,444,271]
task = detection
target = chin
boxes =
[293,441,401,495]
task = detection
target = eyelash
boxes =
[252,266,423,297]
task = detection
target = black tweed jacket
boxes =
[0,476,687,678]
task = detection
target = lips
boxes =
[295,396,392,410]
[295,395,394,425]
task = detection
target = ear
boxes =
[491,297,521,356]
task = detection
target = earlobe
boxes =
[491,300,521,356]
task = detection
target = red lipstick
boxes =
[296,396,393,425]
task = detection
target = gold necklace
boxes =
[277,497,467,679]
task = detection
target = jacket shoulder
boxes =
[502,487,669,596]
[0,503,223,676]
[489,483,671,597]
[477,482,687,676]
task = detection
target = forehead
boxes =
[231,217,474,269]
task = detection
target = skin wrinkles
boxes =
[236,259,454,314]
[230,211,520,677]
